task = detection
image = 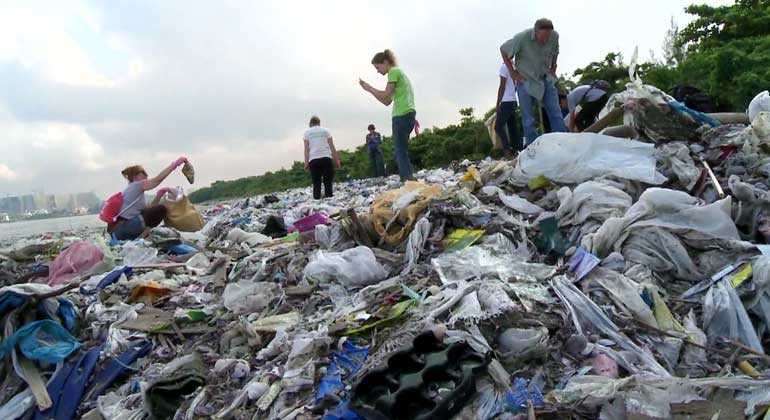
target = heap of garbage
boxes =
[3,73,770,420]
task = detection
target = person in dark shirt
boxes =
[366,124,386,177]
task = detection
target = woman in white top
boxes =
[303,116,341,199]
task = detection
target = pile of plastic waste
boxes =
[3,67,770,420]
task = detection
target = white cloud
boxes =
[0,164,17,180]
[0,0,734,198]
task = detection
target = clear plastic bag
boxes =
[120,241,158,267]
[748,91,770,123]
[303,246,388,288]
[702,279,763,352]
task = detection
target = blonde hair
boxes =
[371,49,397,66]
[121,165,147,182]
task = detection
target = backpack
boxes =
[99,192,142,224]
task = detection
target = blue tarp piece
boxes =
[0,320,81,364]
[85,340,152,401]
[33,346,101,420]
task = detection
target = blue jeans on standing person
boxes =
[369,148,385,177]
[495,101,523,152]
[392,111,416,181]
[517,77,567,145]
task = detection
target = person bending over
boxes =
[500,18,567,145]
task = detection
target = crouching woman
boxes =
[110,157,187,240]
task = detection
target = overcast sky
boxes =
[0,0,731,198]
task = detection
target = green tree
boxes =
[662,17,686,66]
[572,52,631,92]
[675,0,770,109]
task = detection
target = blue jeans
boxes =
[518,78,567,145]
[495,101,522,152]
[369,149,385,177]
[392,111,416,181]
[112,215,145,241]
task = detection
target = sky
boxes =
[0,0,733,198]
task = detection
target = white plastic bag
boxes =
[119,241,158,266]
[497,189,544,215]
[226,228,270,246]
[303,246,388,288]
[223,281,279,315]
[510,132,666,185]
[748,91,770,123]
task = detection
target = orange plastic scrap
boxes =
[130,282,173,304]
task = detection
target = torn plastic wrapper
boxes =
[584,267,658,328]
[443,228,485,253]
[402,217,430,275]
[551,276,670,377]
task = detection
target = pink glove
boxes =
[172,157,188,169]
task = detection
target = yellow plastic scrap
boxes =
[650,288,684,332]
[371,182,442,246]
[528,175,555,191]
[730,263,753,287]
[443,229,485,253]
[737,360,761,377]
[459,166,483,191]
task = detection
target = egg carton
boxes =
[350,330,489,420]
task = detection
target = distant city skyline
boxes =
[0,191,100,216]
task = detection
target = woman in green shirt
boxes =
[359,49,416,182]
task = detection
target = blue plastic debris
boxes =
[567,247,601,281]
[316,341,369,402]
[81,266,132,295]
[0,291,28,317]
[165,244,198,255]
[505,377,544,414]
[0,320,81,364]
[669,101,721,127]
[56,298,77,332]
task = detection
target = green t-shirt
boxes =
[387,67,415,117]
